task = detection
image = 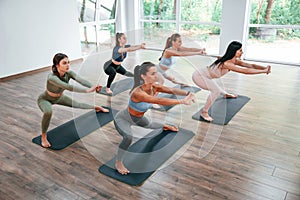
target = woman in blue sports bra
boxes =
[158,33,206,85]
[103,32,146,94]
[113,61,196,175]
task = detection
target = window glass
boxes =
[143,22,176,49]
[77,0,96,22]
[246,27,300,64]
[250,0,300,25]
[98,0,117,20]
[181,0,222,23]
[180,24,220,55]
[142,0,176,20]
[247,0,300,64]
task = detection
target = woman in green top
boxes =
[37,53,109,148]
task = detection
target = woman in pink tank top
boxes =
[192,41,271,122]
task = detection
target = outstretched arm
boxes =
[118,43,146,53]
[131,89,195,106]
[69,70,93,88]
[164,48,204,57]
[153,84,189,96]
[223,61,270,75]
[69,70,102,93]
[48,75,89,93]
[178,46,206,54]
[236,59,271,70]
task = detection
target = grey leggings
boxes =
[37,92,94,133]
[114,109,164,161]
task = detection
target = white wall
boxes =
[219,0,251,55]
[0,0,82,78]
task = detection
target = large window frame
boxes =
[78,0,118,52]
[139,0,221,55]
[245,23,300,66]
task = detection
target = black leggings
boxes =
[103,60,133,88]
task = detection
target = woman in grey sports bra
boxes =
[157,33,206,86]
[113,61,196,175]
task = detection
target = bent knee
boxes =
[43,110,52,118]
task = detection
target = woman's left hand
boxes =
[95,85,102,92]
[141,43,146,49]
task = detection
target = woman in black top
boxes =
[103,32,146,94]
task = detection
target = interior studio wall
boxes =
[0,0,81,78]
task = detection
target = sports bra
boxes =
[112,44,131,62]
[128,99,153,113]
[128,86,155,112]
[207,63,230,78]
[159,55,177,69]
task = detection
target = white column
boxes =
[115,0,127,33]
[219,0,251,55]
[115,0,141,44]
[176,0,181,32]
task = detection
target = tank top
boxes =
[112,44,131,62]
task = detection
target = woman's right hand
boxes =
[181,93,195,105]
[141,43,146,49]
[266,65,271,74]
[86,85,98,93]
[200,48,207,55]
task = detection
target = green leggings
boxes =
[37,92,94,133]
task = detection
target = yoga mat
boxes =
[98,128,195,186]
[99,78,134,96]
[152,85,201,111]
[32,107,116,150]
[192,95,250,125]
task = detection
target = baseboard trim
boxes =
[0,58,83,82]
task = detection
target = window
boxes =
[246,0,300,65]
[140,0,222,55]
[77,0,117,55]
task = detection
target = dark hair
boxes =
[52,53,68,78]
[130,62,156,93]
[115,32,124,47]
[159,33,181,61]
[211,41,242,67]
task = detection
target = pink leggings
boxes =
[192,68,227,112]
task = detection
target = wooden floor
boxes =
[1,50,300,200]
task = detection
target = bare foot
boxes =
[115,160,130,175]
[163,124,179,132]
[105,88,113,94]
[95,106,109,113]
[224,93,237,99]
[41,134,51,148]
[200,111,213,122]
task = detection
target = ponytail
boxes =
[130,62,156,93]
[52,64,59,77]
[210,41,242,68]
[158,33,181,61]
[115,32,124,47]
